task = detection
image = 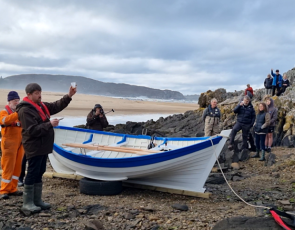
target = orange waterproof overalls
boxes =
[0,105,24,194]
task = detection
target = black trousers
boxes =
[230,122,251,150]
[19,154,27,182]
[276,86,286,96]
[25,155,48,185]
[272,85,280,96]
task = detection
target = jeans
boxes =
[230,122,251,150]
[25,155,48,185]
[255,133,266,151]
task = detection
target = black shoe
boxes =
[266,148,271,153]
[251,153,260,158]
[9,191,23,196]
[0,194,9,199]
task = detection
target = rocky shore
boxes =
[0,147,295,229]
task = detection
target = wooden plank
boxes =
[122,182,211,199]
[43,172,53,178]
[62,143,160,155]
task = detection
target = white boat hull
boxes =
[50,126,230,193]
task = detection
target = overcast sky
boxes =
[1,1,295,95]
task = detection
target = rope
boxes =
[209,136,271,210]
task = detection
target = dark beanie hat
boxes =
[25,83,42,94]
[7,91,20,101]
[93,104,102,110]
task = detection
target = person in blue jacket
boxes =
[228,95,256,151]
[271,69,282,96]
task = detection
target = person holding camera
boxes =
[86,104,109,131]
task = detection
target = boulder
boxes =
[198,88,227,108]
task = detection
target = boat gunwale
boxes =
[55,126,210,141]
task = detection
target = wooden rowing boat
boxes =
[50,126,231,194]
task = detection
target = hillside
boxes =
[0,74,185,100]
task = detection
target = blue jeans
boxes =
[255,133,266,151]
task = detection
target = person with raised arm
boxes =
[271,69,282,96]
[16,83,76,213]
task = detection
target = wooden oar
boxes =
[62,143,160,156]
[99,145,160,153]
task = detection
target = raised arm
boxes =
[44,86,76,115]
[271,69,275,77]
[44,95,72,116]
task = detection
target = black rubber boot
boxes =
[259,150,266,161]
[251,150,260,158]
[21,185,41,213]
[34,182,51,210]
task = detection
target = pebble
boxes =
[148,215,159,221]
[39,213,52,217]
[172,204,189,211]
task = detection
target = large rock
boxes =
[212,216,284,230]
[198,88,228,108]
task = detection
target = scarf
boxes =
[23,97,50,121]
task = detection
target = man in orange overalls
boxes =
[0,91,24,199]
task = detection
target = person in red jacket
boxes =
[245,84,254,99]
[0,91,24,200]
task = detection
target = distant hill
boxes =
[0,74,185,100]
[184,94,200,101]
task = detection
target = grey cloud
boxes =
[1,0,295,95]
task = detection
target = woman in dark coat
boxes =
[252,102,270,161]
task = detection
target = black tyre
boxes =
[79,178,122,195]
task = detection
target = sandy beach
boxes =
[0,89,197,117]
